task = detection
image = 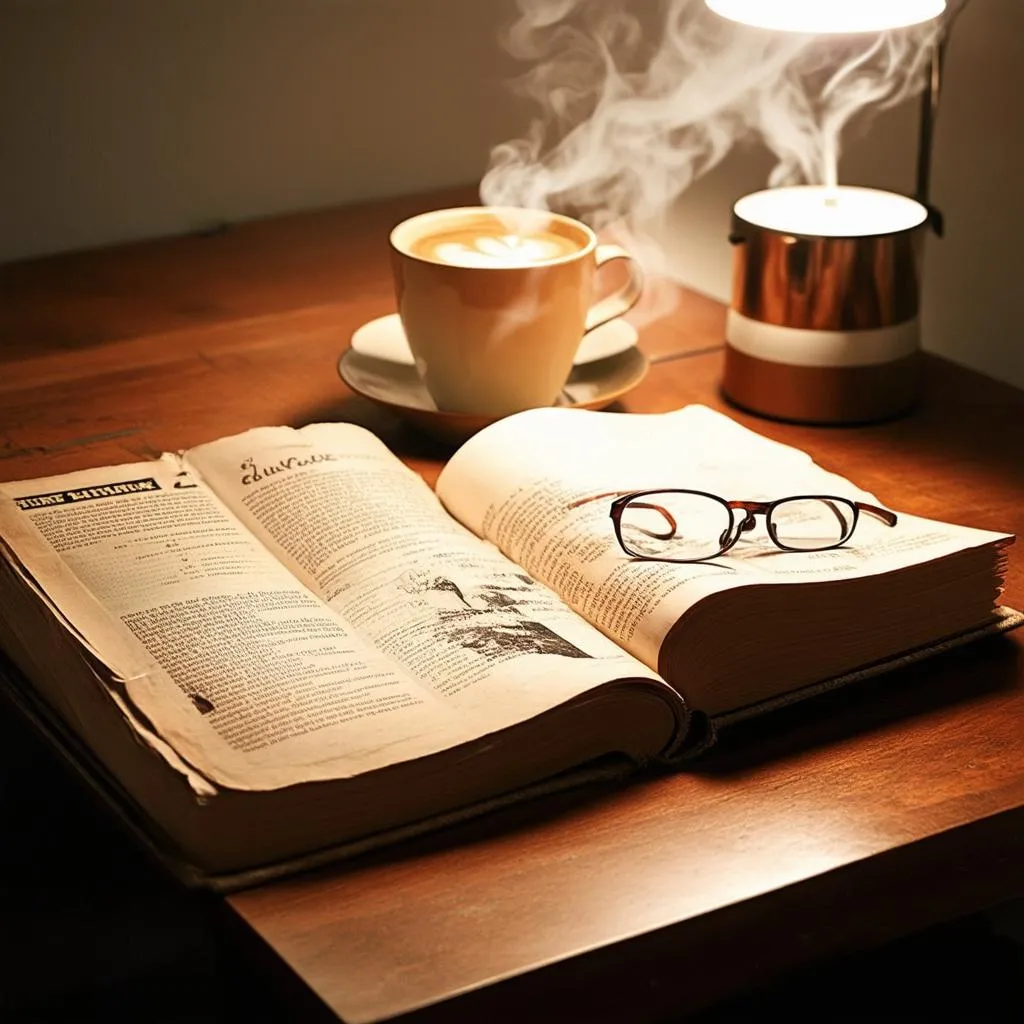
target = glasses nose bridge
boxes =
[726,500,770,535]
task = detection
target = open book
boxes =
[0,406,1017,887]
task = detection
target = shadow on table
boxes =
[690,631,1021,778]
[685,903,1024,1024]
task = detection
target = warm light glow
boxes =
[734,186,928,237]
[705,0,947,33]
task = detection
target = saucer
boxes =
[338,343,649,446]
[350,312,639,366]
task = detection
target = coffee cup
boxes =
[388,206,644,417]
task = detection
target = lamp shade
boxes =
[705,0,947,33]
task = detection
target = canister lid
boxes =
[705,0,946,34]
[734,186,929,238]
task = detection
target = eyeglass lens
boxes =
[619,492,731,560]
[768,497,856,550]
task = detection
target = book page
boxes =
[0,460,489,791]
[436,405,1012,670]
[184,424,670,736]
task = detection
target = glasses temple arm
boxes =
[820,498,852,534]
[566,491,679,540]
[856,502,898,527]
[625,501,679,540]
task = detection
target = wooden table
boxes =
[2,188,1023,1023]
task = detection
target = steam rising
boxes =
[481,0,941,239]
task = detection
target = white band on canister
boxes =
[726,309,920,368]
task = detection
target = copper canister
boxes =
[722,185,932,424]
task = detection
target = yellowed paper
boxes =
[0,424,669,792]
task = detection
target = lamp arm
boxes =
[916,0,971,231]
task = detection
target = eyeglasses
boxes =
[567,489,898,563]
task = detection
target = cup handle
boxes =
[584,244,644,334]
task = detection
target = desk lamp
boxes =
[705,0,961,424]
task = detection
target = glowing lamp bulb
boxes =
[705,0,947,33]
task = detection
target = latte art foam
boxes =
[412,227,581,267]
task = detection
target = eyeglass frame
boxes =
[567,488,898,563]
